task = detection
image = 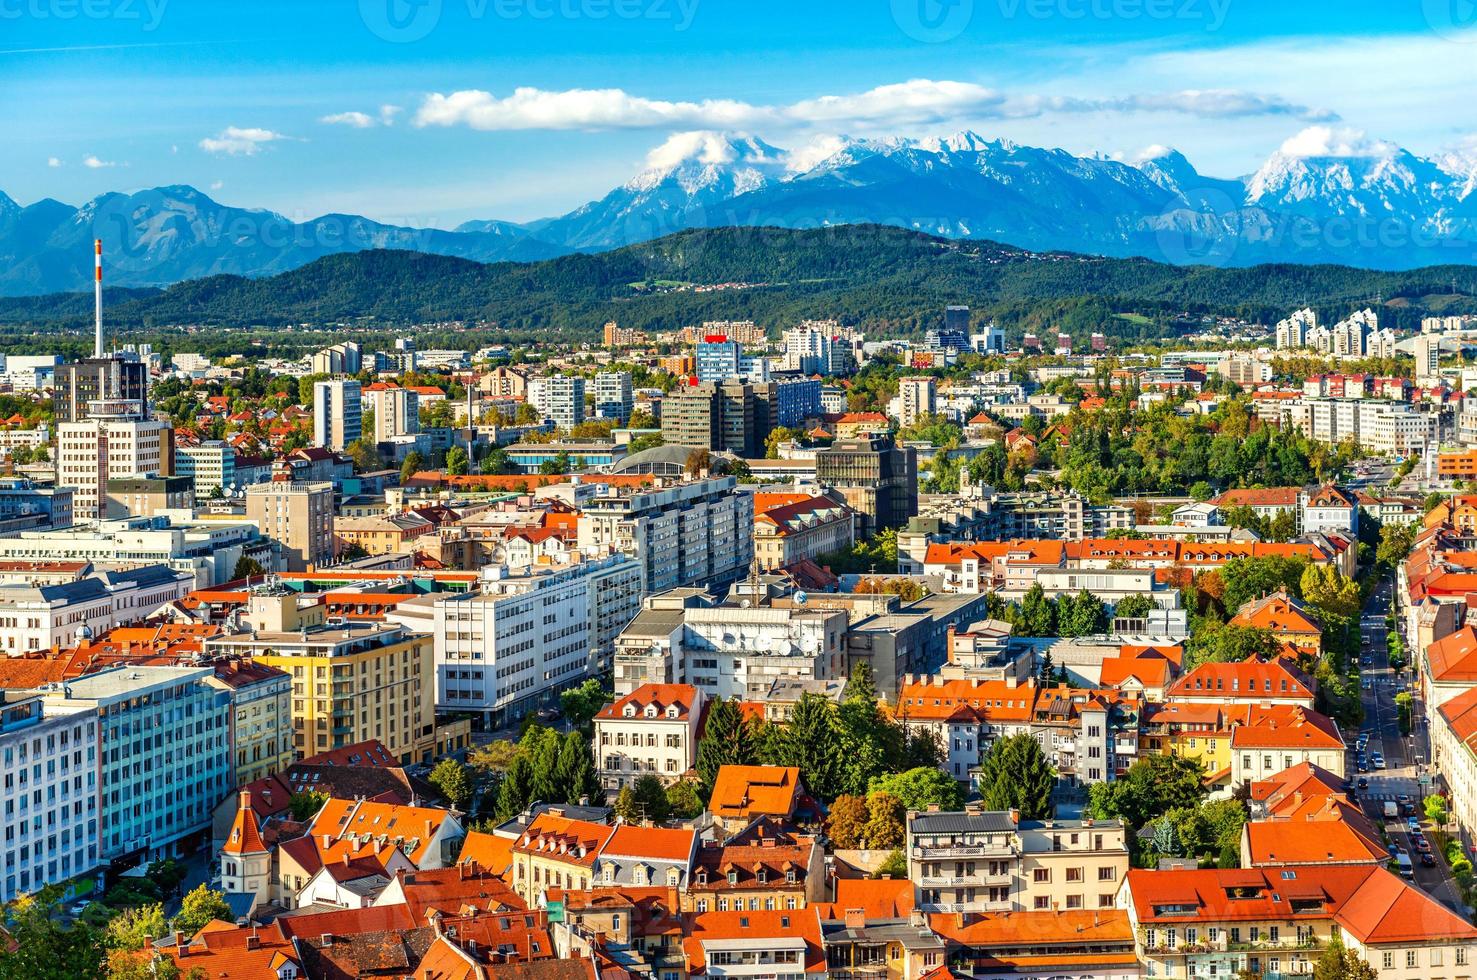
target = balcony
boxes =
[917,872,1012,888]
[919,899,1013,914]
[911,843,1015,860]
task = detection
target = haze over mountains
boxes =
[6,127,1477,296]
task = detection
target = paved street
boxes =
[1353,575,1468,914]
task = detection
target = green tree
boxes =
[230,555,266,581]
[495,753,535,820]
[1314,936,1378,980]
[763,693,845,802]
[104,903,168,951]
[1184,624,1282,671]
[665,781,704,819]
[1016,583,1057,637]
[976,734,1055,818]
[345,438,381,473]
[1058,590,1107,638]
[1425,795,1449,827]
[400,450,425,483]
[445,445,470,476]
[1219,556,1309,614]
[1088,754,1207,830]
[468,739,521,777]
[173,884,231,939]
[1113,593,1155,621]
[560,679,613,734]
[873,849,908,879]
[480,446,514,475]
[867,767,965,812]
[288,789,328,822]
[540,450,572,475]
[623,774,671,823]
[695,698,757,801]
[429,758,475,810]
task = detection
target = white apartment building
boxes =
[56,400,171,522]
[312,379,362,452]
[782,322,855,376]
[896,376,937,428]
[0,564,191,653]
[0,694,100,904]
[592,372,633,425]
[388,554,640,729]
[592,683,707,791]
[1275,308,1317,349]
[363,384,420,442]
[528,376,586,430]
[174,441,236,498]
[612,591,847,699]
[576,477,752,593]
[1281,397,1437,455]
[0,425,49,457]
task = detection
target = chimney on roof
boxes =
[174,931,185,955]
[319,934,334,947]
[1009,808,1020,825]
[239,789,252,811]
[844,908,866,930]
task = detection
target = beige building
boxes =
[56,401,173,522]
[752,492,856,571]
[1121,865,1477,980]
[206,657,294,789]
[907,808,1129,914]
[592,683,707,792]
[204,590,436,764]
[897,376,936,428]
[104,475,193,519]
[245,480,334,572]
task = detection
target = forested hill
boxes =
[1,225,1472,338]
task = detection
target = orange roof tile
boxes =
[708,765,803,822]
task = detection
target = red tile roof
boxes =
[594,684,699,723]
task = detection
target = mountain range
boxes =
[7,129,1477,296]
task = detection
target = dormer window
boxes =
[786,869,797,884]
[623,705,637,717]
[697,870,708,885]
[666,706,680,718]
[728,870,739,886]
[645,705,658,718]
[756,868,767,884]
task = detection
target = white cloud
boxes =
[210,180,225,190]
[82,155,116,169]
[1277,125,1396,159]
[47,156,61,168]
[199,126,293,156]
[321,111,376,129]
[783,134,854,173]
[380,104,402,126]
[415,86,760,131]
[412,80,1335,135]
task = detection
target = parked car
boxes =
[1422,852,1438,867]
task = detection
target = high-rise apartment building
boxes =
[662,381,761,457]
[56,399,173,522]
[527,376,586,430]
[312,379,362,452]
[592,371,634,424]
[175,441,236,498]
[363,383,420,442]
[815,436,918,538]
[310,341,361,376]
[244,480,334,572]
[897,376,937,428]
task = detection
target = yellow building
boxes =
[204,590,436,765]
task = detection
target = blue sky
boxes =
[4,0,1477,225]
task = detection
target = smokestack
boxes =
[94,239,104,359]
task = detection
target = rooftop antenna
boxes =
[93,239,104,359]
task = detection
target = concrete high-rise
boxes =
[245,480,334,572]
[56,399,173,522]
[816,435,918,538]
[312,379,362,451]
[53,356,148,424]
[592,371,634,424]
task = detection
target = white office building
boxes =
[175,441,237,498]
[0,693,100,904]
[363,384,420,442]
[592,372,634,425]
[388,554,641,729]
[56,400,172,523]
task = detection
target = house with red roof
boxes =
[1122,865,1477,980]
[1423,626,1477,707]
[1229,705,1346,784]
[708,765,807,835]
[682,908,828,977]
[685,817,825,913]
[752,492,856,571]
[1229,590,1323,658]
[593,683,707,792]
[1166,658,1316,710]
[1432,686,1477,861]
